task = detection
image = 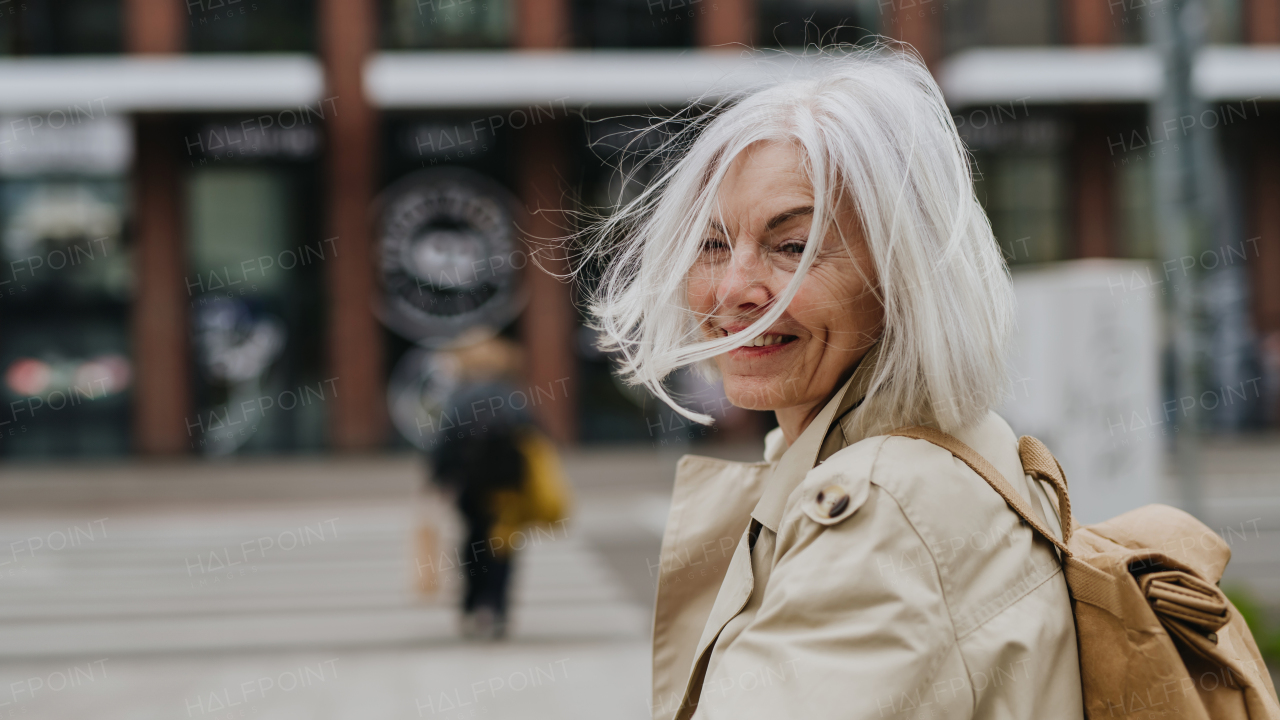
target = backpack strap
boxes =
[890,426,1073,559]
[1017,435,1074,547]
[890,427,1130,617]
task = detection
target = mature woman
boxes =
[589,47,1083,719]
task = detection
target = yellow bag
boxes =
[518,432,571,526]
[489,431,572,555]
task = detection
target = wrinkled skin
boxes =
[687,141,884,444]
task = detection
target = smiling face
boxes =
[687,141,884,442]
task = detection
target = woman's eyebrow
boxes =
[708,206,812,236]
[765,206,814,230]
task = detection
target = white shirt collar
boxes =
[762,426,788,463]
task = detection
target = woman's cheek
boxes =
[788,267,854,323]
[685,275,716,318]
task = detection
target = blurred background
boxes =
[0,0,1278,716]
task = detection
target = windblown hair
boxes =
[583,43,1014,435]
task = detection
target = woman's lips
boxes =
[728,339,797,358]
[717,328,800,357]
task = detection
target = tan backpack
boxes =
[892,426,1280,720]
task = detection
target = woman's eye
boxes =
[700,238,729,254]
[778,240,807,255]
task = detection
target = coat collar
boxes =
[749,342,881,534]
[762,427,787,464]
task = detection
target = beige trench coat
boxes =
[651,348,1084,719]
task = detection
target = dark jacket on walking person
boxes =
[429,379,571,640]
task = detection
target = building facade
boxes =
[0,0,1277,457]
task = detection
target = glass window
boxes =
[0,177,132,457]
[571,0,693,48]
[985,0,1056,44]
[1105,107,1168,260]
[382,0,512,49]
[757,0,877,49]
[187,0,315,53]
[184,122,327,455]
[1204,0,1242,43]
[1106,0,1242,45]
[0,111,131,458]
[382,111,516,180]
[985,152,1068,263]
[1116,157,1155,259]
[960,107,1068,264]
[0,0,123,55]
[944,0,1058,52]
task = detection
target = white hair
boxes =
[583,43,1014,435]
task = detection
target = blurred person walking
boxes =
[426,335,571,640]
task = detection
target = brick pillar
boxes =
[1063,0,1117,259]
[1245,0,1280,43]
[1252,131,1280,420]
[319,0,386,450]
[1072,115,1117,258]
[515,0,570,48]
[126,0,188,454]
[1246,2,1280,420]
[887,0,941,70]
[1064,0,1115,45]
[513,0,577,443]
[697,0,755,48]
[131,117,191,454]
[125,0,184,53]
[516,121,577,443]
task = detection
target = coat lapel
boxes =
[651,455,773,719]
[664,344,883,717]
[681,374,853,666]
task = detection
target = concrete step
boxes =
[0,498,649,658]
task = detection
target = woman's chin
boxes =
[721,377,794,412]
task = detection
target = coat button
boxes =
[816,485,850,518]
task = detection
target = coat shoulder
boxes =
[782,412,1065,635]
[788,412,1025,525]
[758,414,1081,719]
[787,435,888,526]
[786,412,1021,531]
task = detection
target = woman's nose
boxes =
[716,245,771,310]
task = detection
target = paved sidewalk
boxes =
[0,497,651,658]
[0,448,684,718]
[0,642,652,720]
[0,438,1276,717]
